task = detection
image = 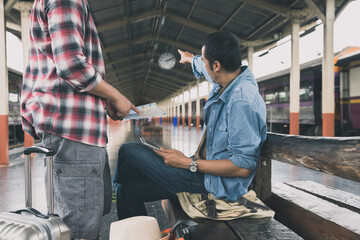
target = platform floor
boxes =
[1,121,359,239]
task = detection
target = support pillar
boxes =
[167,99,170,123]
[171,96,174,124]
[177,92,180,124]
[188,85,192,129]
[182,91,185,127]
[16,1,34,147]
[290,19,300,135]
[196,79,200,130]
[322,0,335,137]
[0,0,9,165]
[247,46,254,72]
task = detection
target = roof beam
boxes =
[243,0,312,18]
[147,77,182,90]
[110,74,145,86]
[97,8,161,33]
[5,0,18,14]
[110,60,149,74]
[107,69,145,82]
[149,73,186,87]
[121,82,173,95]
[157,36,199,54]
[150,81,179,92]
[111,77,143,89]
[149,70,192,85]
[144,84,174,94]
[108,52,151,66]
[142,94,164,102]
[303,0,325,23]
[103,34,153,53]
[219,2,246,31]
[102,34,198,56]
[148,75,186,88]
[150,63,194,79]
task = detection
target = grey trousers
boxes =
[37,130,112,240]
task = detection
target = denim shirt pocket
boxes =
[213,122,228,150]
[53,160,101,211]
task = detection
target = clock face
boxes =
[158,52,176,70]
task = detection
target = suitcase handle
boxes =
[11,208,50,219]
[24,146,55,156]
[24,146,55,215]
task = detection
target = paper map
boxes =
[124,102,166,120]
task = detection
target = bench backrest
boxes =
[250,132,360,202]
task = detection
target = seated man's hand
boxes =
[154,148,191,169]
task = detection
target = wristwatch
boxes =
[189,156,198,172]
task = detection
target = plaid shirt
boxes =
[21,0,107,147]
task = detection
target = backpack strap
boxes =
[200,193,218,218]
[237,196,271,212]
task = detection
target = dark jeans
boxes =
[113,142,208,220]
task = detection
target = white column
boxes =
[171,96,174,119]
[322,0,335,136]
[15,1,34,147]
[167,99,171,122]
[289,19,300,135]
[177,93,180,117]
[188,84,192,128]
[247,46,254,72]
[196,79,200,130]
[182,90,185,127]
[0,0,9,165]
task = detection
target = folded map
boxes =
[124,102,166,120]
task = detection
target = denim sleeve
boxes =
[227,100,262,170]
[191,55,214,85]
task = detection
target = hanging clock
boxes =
[158,52,176,70]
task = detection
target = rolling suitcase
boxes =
[0,146,71,240]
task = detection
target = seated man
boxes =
[113,31,267,220]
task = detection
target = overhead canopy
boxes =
[4,0,351,105]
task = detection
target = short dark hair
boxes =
[203,31,242,72]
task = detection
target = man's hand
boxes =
[107,94,141,120]
[154,148,191,169]
[88,80,141,120]
[178,49,194,64]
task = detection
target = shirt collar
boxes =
[218,66,253,103]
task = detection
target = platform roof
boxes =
[4,0,352,105]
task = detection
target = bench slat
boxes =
[284,181,360,213]
[227,218,303,240]
[272,182,360,240]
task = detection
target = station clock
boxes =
[158,52,176,70]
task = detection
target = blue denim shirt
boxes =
[192,55,267,201]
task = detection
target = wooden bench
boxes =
[162,198,303,239]
[262,133,360,239]
[162,133,360,239]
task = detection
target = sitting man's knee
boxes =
[118,142,139,157]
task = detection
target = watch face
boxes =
[190,163,197,172]
[158,52,176,70]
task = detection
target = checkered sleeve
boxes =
[47,0,103,92]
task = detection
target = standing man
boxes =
[113,31,267,220]
[20,0,139,239]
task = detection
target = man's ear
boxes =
[213,61,221,72]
